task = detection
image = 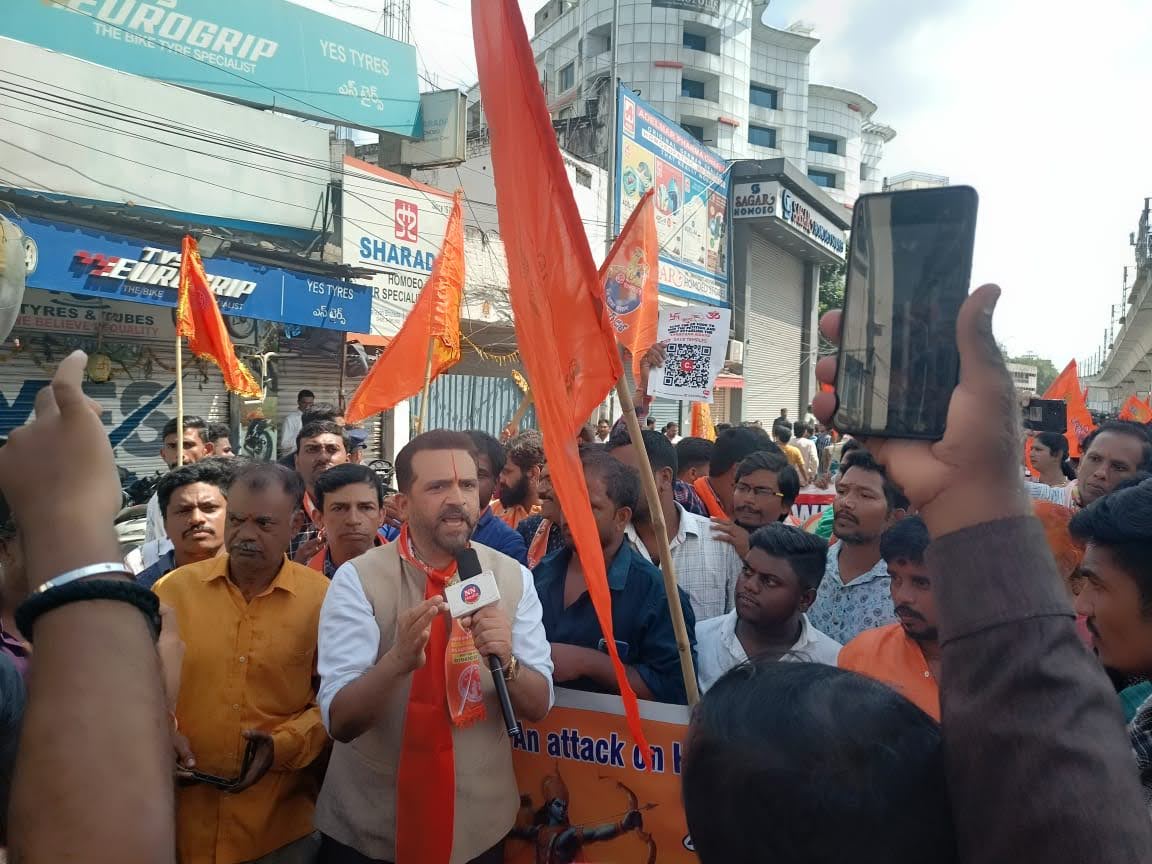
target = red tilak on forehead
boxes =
[451,451,459,484]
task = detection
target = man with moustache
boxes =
[291,421,350,560]
[155,462,331,864]
[492,431,545,529]
[1028,420,1152,509]
[808,449,907,644]
[710,450,802,560]
[839,517,941,721]
[468,430,530,564]
[309,464,386,579]
[314,430,553,864]
[137,459,231,589]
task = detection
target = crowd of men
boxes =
[8,296,1152,864]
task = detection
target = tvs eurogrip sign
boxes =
[0,0,421,135]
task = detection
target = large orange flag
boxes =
[602,189,659,381]
[1043,360,1096,457]
[345,192,464,423]
[1120,395,1152,424]
[177,236,261,398]
[473,0,650,757]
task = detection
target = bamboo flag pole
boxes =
[503,390,534,440]
[418,338,435,434]
[175,331,184,464]
[614,377,700,706]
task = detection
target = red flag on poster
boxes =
[345,192,465,422]
[1043,360,1096,457]
[1120,395,1152,424]
[473,0,649,770]
[601,189,659,381]
[177,236,261,398]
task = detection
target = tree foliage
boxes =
[819,262,845,317]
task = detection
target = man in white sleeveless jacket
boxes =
[314,430,554,864]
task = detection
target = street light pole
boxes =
[603,0,621,258]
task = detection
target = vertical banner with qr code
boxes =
[647,306,732,403]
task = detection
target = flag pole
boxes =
[419,337,435,433]
[502,390,534,442]
[175,332,184,458]
[614,375,700,706]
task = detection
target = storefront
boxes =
[8,214,372,476]
[730,160,849,425]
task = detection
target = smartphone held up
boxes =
[833,186,979,440]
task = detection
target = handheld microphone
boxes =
[451,548,520,737]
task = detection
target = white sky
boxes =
[293,0,1152,365]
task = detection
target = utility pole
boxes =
[603,0,621,258]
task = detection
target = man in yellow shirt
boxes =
[772,425,811,487]
[156,461,330,864]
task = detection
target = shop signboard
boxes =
[15,216,372,332]
[615,85,731,307]
[342,159,454,338]
[0,0,420,135]
[652,0,722,13]
[732,181,780,220]
[780,188,846,258]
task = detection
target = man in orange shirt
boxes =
[155,462,330,864]
[491,431,545,529]
[838,516,940,721]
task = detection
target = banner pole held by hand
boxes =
[614,376,700,706]
[418,338,435,434]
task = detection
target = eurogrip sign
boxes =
[0,0,421,135]
[15,216,372,331]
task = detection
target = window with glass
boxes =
[749,84,778,110]
[748,125,777,148]
[683,31,707,51]
[559,62,575,93]
[808,169,837,188]
[681,78,706,99]
[681,123,705,142]
[809,134,839,155]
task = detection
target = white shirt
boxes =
[280,410,303,454]
[144,491,167,544]
[696,610,842,693]
[625,504,743,622]
[794,436,819,478]
[317,560,555,729]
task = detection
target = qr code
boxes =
[662,343,713,390]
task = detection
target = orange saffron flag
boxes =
[1043,360,1096,457]
[177,236,261,398]
[473,0,651,757]
[602,189,659,381]
[691,401,716,440]
[345,192,465,423]
[1120,394,1152,424]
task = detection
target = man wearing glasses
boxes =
[710,450,803,561]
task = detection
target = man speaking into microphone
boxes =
[314,430,554,864]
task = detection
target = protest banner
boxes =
[506,688,694,864]
[647,306,732,403]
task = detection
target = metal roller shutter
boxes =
[0,335,228,480]
[711,390,731,426]
[273,353,383,460]
[648,397,683,431]
[742,238,804,425]
[414,373,538,437]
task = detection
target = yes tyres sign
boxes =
[0,0,420,135]
[16,216,371,331]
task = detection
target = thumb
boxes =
[955,284,1009,391]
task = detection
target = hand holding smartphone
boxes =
[833,186,979,439]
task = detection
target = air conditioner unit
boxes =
[727,339,745,364]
